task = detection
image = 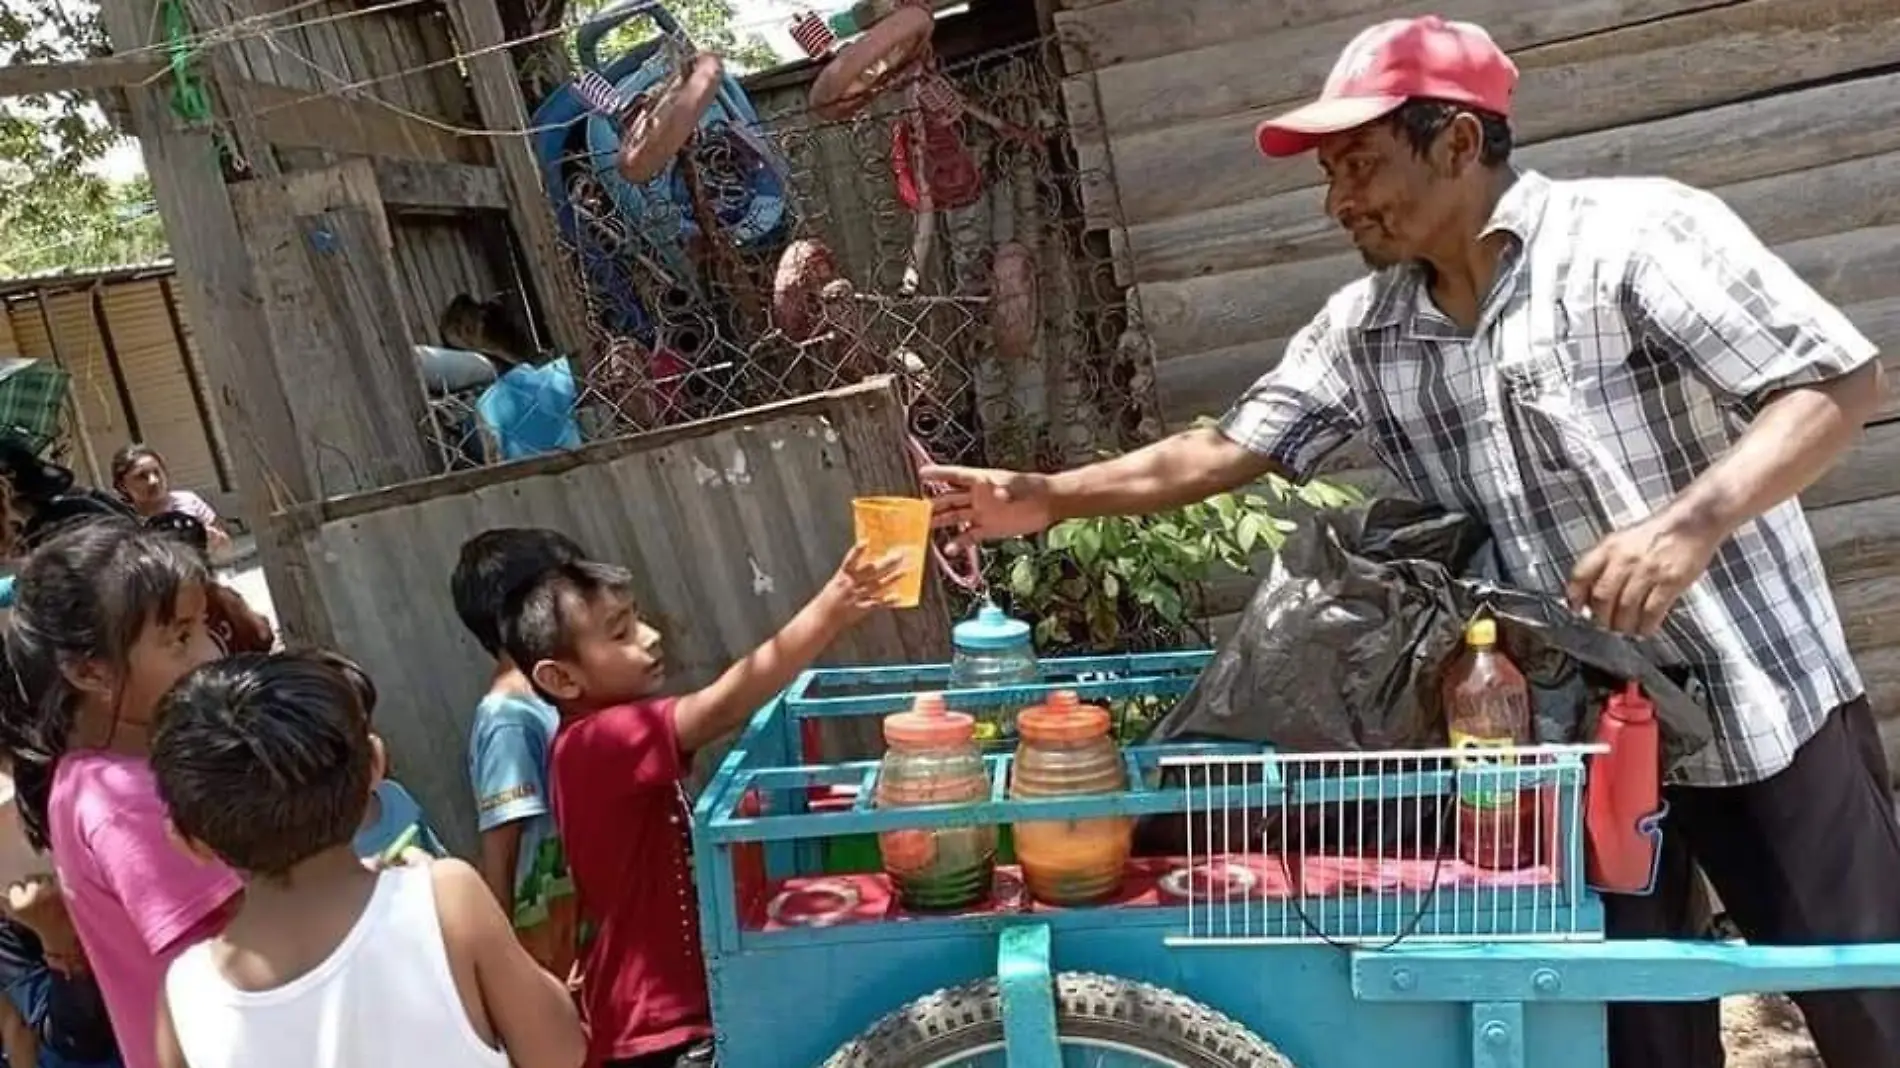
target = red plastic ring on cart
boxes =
[617,51,724,184]
[1159,861,1262,903]
[809,4,935,121]
[765,879,864,928]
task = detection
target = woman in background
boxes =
[108,446,231,556]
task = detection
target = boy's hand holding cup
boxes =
[824,542,910,622]
[849,497,934,609]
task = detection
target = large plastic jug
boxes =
[949,601,1040,741]
[1010,691,1132,905]
[1585,682,1665,894]
[874,694,995,910]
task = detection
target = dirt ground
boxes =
[1724,995,1819,1066]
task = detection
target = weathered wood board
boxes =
[1120,73,1900,284]
[1072,0,1900,231]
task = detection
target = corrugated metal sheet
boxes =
[2,279,232,505]
[269,380,952,856]
[99,281,222,495]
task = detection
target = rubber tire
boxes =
[617,51,723,184]
[809,4,935,121]
[821,972,1295,1068]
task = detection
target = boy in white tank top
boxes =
[145,651,585,1068]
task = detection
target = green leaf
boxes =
[1100,572,1120,600]
[1045,522,1076,551]
[1073,522,1103,568]
[1009,556,1039,599]
[1236,512,1266,555]
[1034,615,1068,646]
[1152,585,1186,624]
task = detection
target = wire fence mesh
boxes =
[422,32,1163,479]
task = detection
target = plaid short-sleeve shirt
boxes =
[1221,170,1877,786]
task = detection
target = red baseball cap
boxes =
[1256,16,1518,158]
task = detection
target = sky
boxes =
[92,0,817,183]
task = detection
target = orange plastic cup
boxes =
[852,496,932,608]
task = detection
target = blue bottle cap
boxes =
[953,602,1032,651]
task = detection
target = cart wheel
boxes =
[989,241,1038,361]
[772,238,841,342]
[617,51,723,184]
[809,4,935,121]
[822,972,1294,1068]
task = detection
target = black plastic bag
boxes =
[1135,498,1715,857]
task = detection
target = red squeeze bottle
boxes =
[1585,681,1665,894]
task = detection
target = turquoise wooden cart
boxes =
[690,652,1900,1066]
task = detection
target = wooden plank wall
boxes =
[217,0,510,347]
[1055,0,1900,770]
[266,380,953,857]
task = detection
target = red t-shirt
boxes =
[550,698,712,1062]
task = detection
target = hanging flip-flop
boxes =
[989,240,1038,361]
[617,50,724,184]
[808,3,934,121]
[772,238,841,342]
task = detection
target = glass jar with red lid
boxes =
[1009,691,1132,905]
[874,693,995,911]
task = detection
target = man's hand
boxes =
[917,465,1056,550]
[1568,509,1724,636]
[6,876,84,975]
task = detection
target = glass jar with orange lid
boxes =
[874,693,996,911]
[1009,691,1133,905]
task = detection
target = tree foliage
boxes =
[0,1,158,275]
[567,0,781,73]
[0,0,785,278]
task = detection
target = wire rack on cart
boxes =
[690,652,1607,959]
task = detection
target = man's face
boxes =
[1316,121,1458,269]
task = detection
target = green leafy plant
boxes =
[986,475,1364,656]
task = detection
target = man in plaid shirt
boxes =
[927,15,1900,1067]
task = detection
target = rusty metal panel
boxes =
[270,379,950,856]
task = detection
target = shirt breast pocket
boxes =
[1501,289,1631,478]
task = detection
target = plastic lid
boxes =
[953,601,1033,652]
[1607,680,1655,724]
[1017,690,1111,743]
[883,693,977,747]
[1466,618,1498,647]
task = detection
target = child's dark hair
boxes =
[0,518,208,850]
[145,510,210,557]
[151,651,378,879]
[499,561,634,696]
[450,528,585,658]
[108,443,164,496]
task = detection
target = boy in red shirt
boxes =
[498,544,901,1067]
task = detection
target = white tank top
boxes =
[165,865,508,1068]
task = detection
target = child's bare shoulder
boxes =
[428,858,505,962]
[427,856,491,912]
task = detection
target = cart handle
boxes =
[577,0,685,75]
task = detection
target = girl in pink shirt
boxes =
[2,518,238,1068]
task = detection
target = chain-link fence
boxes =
[422,32,1162,478]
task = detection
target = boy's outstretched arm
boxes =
[434,858,584,1068]
[673,543,902,754]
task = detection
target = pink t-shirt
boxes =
[48,750,241,1068]
[164,490,218,526]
